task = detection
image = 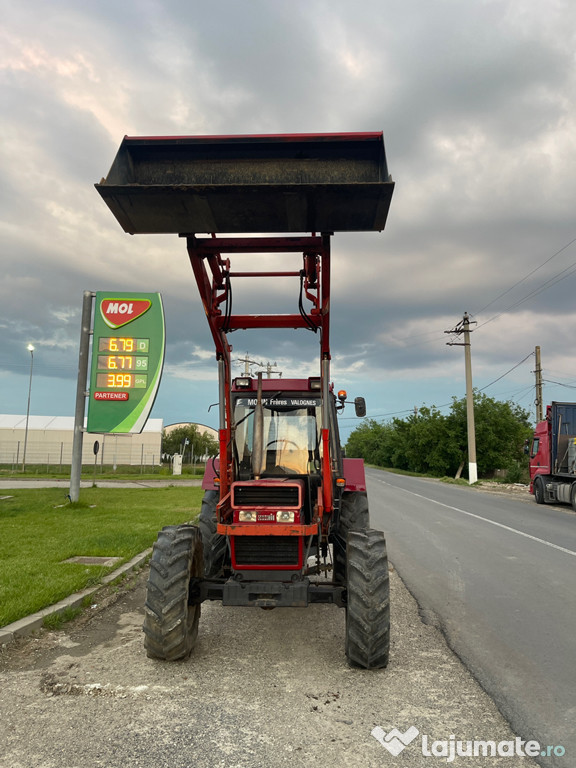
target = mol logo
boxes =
[100,298,151,329]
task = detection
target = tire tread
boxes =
[345,528,390,669]
[143,524,202,661]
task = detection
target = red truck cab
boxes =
[529,407,551,494]
[529,403,576,506]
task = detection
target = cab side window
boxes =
[530,438,539,459]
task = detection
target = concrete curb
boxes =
[0,548,152,647]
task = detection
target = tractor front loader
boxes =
[96,132,394,669]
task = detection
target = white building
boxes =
[0,414,163,468]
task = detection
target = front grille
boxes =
[234,536,300,566]
[233,484,300,508]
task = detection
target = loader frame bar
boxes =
[185,234,333,515]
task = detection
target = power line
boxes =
[542,378,576,390]
[388,236,576,346]
[387,330,450,350]
[474,235,576,316]
[477,262,576,330]
[478,352,534,392]
[542,369,576,384]
[341,407,415,420]
[508,383,537,399]
[475,237,576,331]
[358,350,536,424]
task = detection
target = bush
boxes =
[346,393,533,479]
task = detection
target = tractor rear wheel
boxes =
[333,491,370,584]
[143,524,202,661]
[198,490,228,577]
[345,528,390,669]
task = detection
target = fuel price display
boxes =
[96,354,149,371]
[87,293,165,434]
[95,373,147,388]
[98,337,149,353]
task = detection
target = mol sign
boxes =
[87,292,165,434]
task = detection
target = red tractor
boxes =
[97,132,394,668]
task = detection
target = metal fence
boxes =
[0,436,160,470]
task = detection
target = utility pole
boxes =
[534,346,543,423]
[445,312,478,484]
[263,361,282,378]
[463,314,478,484]
[237,353,282,379]
[237,352,261,376]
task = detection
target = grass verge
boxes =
[367,464,482,485]
[0,464,205,481]
[42,605,84,630]
[365,464,444,479]
[0,486,203,627]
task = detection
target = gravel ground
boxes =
[0,565,540,768]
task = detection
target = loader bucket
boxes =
[95,132,394,234]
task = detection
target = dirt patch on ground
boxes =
[475,481,531,496]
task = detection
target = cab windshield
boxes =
[233,395,322,475]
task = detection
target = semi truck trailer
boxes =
[529,401,576,508]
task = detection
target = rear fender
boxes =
[202,458,220,491]
[342,458,366,492]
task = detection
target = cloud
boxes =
[1,0,576,429]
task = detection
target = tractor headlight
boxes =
[276,510,295,523]
[238,510,257,522]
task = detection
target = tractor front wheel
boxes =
[198,490,228,577]
[345,528,390,670]
[333,491,370,584]
[143,524,203,661]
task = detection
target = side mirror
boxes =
[354,397,366,418]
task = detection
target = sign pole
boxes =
[93,440,100,485]
[70,291,94,502]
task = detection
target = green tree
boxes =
[447,393,532,477]
[401,406,462,475]
[162,425,218,462]
[346,394,532,479]
[346,419,398,467]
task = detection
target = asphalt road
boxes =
[367,468,576,768]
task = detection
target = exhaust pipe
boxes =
[253,372,265,479]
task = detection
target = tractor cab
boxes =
[233,379,327,477]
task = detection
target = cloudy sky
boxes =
[1,0,575,441]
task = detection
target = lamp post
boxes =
[22,344,35,472]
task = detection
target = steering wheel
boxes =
[266,439,300,450]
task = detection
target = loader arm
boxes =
[185,234,333,518]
